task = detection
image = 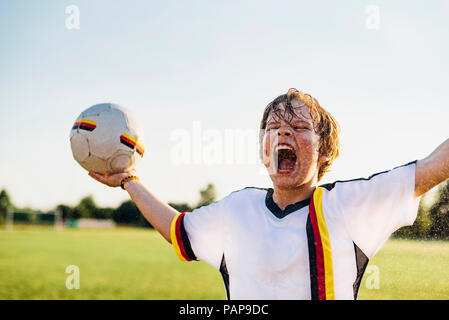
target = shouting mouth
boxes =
[274,143,297,174]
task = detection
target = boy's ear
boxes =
[318,154,330,163]
[260,136,270,166]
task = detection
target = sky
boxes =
[0,0,448,211]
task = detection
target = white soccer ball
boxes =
[70,103,145,174]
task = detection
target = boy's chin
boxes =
[269,174,302,189]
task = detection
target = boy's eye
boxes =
[266,123,311,131]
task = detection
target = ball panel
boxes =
[81,103,112,117]
[124,109,144,141]
[81,154,110,174]
[69,116,81,139]
[88,108,127,159]
[108,151,134,173]
[70,133,90,162]
[123,108,145,158]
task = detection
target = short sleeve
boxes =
[170,198,229,269]
[324,161,421,258]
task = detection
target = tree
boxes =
[56,204,75,220]
[0,189,12,224]
[113,200,152,228]
[394,199,432,239]
[428,181,449,239]
[95,207,114,220]
[196,183,217,208]
[168,184,217,213]
[74,195,98,219]
[168,202,193,213]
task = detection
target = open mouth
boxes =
[274,144,297,174]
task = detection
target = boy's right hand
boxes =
[88,169,136,188]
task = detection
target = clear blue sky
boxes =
[0,0,448,210]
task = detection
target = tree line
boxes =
[394,180,449,240]
[0,183,217,229]
[0,181,448,238]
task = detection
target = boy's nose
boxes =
[278,126,292,137]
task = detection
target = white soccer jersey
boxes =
[170,161,421,300]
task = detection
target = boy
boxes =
[89,88,449,299]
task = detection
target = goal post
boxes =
[5,206,13,232]
[4,207,64,231]
[54,208,63,231]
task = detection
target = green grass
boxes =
[0,225,448,300]
[358,238,449,300]
[0,225,225,300]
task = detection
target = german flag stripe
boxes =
[170,214,186,261]
[121,133,137,144]
[170,212,196,262]
[175,213,190,261]
[136,144,145,156]
[307,187,335,300]
[306,216,319,300]
[120,137,135,150]
[179,214,196,260]
[309,194,326,300]
[79,125,95,131]
[72,119,96,131]
[314,188,335,300]
[120,135,136,147]
[120,134,145,156]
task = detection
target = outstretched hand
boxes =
[88,169,136,188]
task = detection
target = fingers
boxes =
[124,167,136,174]
[88,171,114,187]
[88,170,134,188]
[88,171,101,180]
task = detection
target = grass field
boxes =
[0,225,448,300]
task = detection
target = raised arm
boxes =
[88,171,178,243]
[415,138,449,198]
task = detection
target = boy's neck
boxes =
[272,182,317,210]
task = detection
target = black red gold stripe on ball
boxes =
[120,133,145,156]
[72,119,97,131]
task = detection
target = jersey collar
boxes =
[265,188,310,219]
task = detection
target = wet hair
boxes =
[259,88,340,181]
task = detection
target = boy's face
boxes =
[262,99,324,190]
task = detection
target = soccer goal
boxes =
[4,207,63,231]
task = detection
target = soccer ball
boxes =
[70,103,145,174]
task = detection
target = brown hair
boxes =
[259,88,340,181]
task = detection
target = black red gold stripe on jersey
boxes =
[120,133,145,156]
[171,212,197,261]
[306,187,335,300]
[72,119,96,131]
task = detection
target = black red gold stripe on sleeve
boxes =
[120,133,145,156]
[306,187,335,300]
[170,212,197,262]
[72,119,97,131]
